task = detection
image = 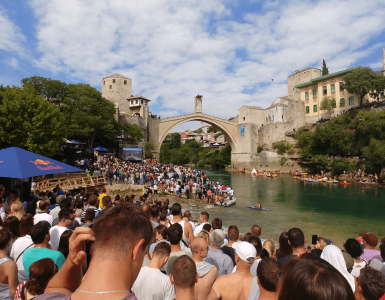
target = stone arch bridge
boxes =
[149,112,242,161]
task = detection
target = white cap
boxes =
[232,241,256,263]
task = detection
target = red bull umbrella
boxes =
[88,146,109,151]
[0,147,82,179]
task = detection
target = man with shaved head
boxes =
[191,238,218,300]
[141,203,151,219]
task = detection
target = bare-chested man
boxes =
[168,203,195,246]
[191,238,218,300]
[207,241,260,300]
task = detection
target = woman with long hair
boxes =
[3,216,20,243]
[344,238,365,277]
[10,214,34,283]
[14,258,56,300]
[19,214,33,238]
[276,231,293,260]
[57,230,73,259]
[10,201,24,221]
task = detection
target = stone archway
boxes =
[154,113,239,158]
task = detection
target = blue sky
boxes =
[1,0,385,132]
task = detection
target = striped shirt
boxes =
[203,247,233,276]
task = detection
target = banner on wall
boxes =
[240,125,245,137]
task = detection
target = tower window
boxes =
[113,79,116,83]
[124,80,127,85]
[243,117,245,121]
[109,85,112,89]
[103,81,105,85]
[141,100,143,105]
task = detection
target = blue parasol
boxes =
[0,147,83,179]
[88,146,109,151]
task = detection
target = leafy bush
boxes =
[309,155,329,174]
[197,160,205,167]
[257,146,263,153]
[273,141,293,155]
[280,157,288,167]
[330,158,356,176]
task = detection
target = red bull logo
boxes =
[31,159,63,171]
[31,159,53,165]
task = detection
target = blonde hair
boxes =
[263,239,276,259]
[10,201,24,221]
[196,230,210,246]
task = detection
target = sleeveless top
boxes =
[0,257,13,300]
[169,220,190,245]
[248,277,260,300]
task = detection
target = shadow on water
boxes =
[190,169,385,247]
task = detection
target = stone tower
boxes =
[101,73,132,113]
[195,95,203,113]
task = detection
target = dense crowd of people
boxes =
[0,158,385,299]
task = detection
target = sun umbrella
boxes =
[0,147,83,179]
[88,146,109,151]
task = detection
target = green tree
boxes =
[220,144,232,165]
[342,68,385,107]
[330,158,356,176]
[320,96,336,116]
[257,146,263,153]
[194,128,203,134]
[362,138,385,172]
[309,155,329,174]
[322,59,329,76]
[160,143,171,163]
[0,84,66,156]
[64,84,117,148]
[145,141,154,159]
[208,126,219,133]
[21,76,68,106]
[169,133,181,149]
[273,141,293,155]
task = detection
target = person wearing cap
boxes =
[206,241,260,300]
[361,233,382,261]
[203,229,233,276]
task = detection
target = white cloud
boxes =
[0,6,25,53]
[28,0,385,118]
[7,57,19,68]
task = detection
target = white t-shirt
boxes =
[194,222,208,236]
[351,261,367,277]
[10,235,34,282]
[49,226,71,250]
[132,266,175,300]
[33,212,54,226]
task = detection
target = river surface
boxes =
[185,169,385,248]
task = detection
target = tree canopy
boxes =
[322,59,329,76]
[342,68,385,107]
[0,84,66,156]
[19,76,143,150]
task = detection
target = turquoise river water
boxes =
[185,169,385,248]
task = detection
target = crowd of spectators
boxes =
[0,158,385,299]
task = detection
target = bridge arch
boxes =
[156,113,238,155]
